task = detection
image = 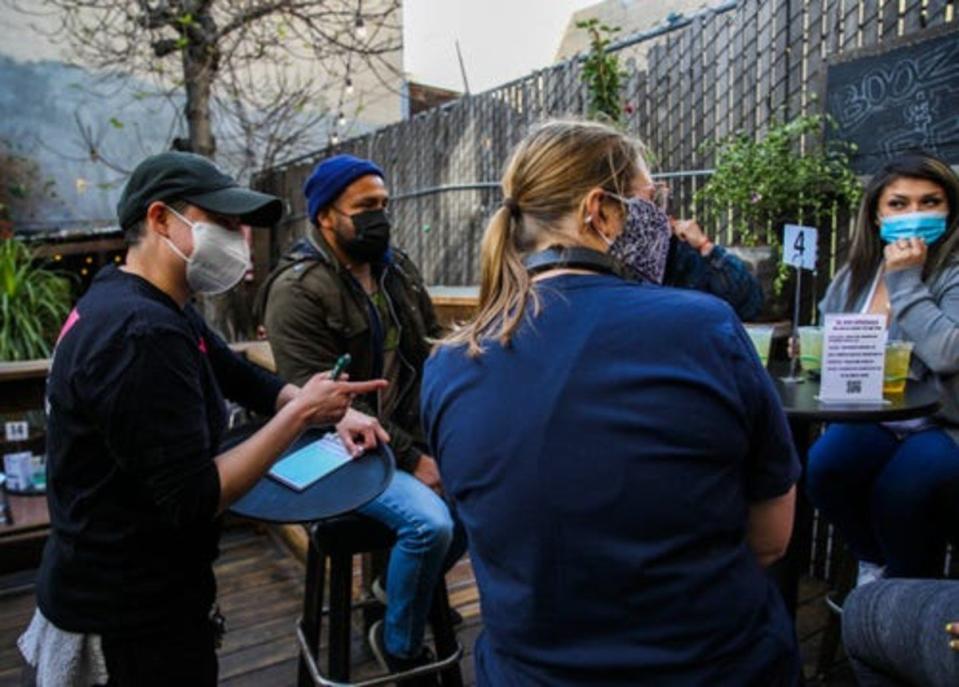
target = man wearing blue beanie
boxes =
[256,154,466,684]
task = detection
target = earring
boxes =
[584,214,593,225]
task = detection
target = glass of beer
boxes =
[745,326,774,367]
[883,340,914,395]
[798,326,823,378]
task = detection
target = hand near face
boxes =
[671,218,708,251]
[884,237,927,273]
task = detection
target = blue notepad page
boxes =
[268,433,352,492]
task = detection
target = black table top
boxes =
[770,368,941,424]
[229,427,395,524]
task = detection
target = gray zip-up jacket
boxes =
[820,262,959,440]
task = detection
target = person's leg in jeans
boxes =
[871,428,959,577]
[358,471,454,658]
[843,579,959,687]
[806,423,899,564]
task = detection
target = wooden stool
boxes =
[297,514,463,686]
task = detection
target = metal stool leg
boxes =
[429,584,464,687]
[329,549,354,681]
[299,530,328,687]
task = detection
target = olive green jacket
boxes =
[254,233,442,471]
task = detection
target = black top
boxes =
[37,266,285,636]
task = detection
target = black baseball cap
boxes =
[117,151,284,230]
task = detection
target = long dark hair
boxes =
[846,151,959,308]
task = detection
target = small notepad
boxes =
[268,433,352,491]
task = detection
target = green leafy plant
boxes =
[695,113,863,293]
[577,18,625,124]
[0,239,73,361]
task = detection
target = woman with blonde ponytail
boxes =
[421,120,801,685]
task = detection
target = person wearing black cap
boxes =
[256,154,466,682]
[24,152,388,686]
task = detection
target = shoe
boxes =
[368,619,440,686]
[856,560,886,587]
[372,576,463,627]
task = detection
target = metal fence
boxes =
[254,0,955,288]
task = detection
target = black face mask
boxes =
[338,209,391,263]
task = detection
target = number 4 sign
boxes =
[782,224,818,271]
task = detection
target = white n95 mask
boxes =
[163,206,251,295]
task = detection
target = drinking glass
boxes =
[745,326,774,367]
[798,326,823,377]
[883,340,914,395]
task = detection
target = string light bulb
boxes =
[345,77,354,96]
[337,112,347,127]
[331,132,340,145]
[355,14,366,39]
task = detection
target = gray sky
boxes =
[403,0,597,93]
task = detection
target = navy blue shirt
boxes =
[422,273,800,685]
[38,266,285,635]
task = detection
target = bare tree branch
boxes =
[4,0,402,171]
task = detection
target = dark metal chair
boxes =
[297,513,464,687]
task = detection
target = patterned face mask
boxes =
[608,194,672,284]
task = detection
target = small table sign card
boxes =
[819,314,887,403]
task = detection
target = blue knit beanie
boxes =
[303,154,384,224]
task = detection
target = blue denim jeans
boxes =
[357,470,466,658]
[843,579,959,687]
[806,424,959,577]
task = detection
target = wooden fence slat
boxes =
[882,0,902,39]
[253,0,948,289]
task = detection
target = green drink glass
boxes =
[745,326,774,367]
[798,326,823,377]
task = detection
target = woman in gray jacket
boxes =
[806,152,959,580]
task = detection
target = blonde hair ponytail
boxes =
[443,119,647,356]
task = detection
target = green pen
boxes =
[330,353,351,380]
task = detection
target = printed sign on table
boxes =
[819,314,887,403]
[782,224,818,271]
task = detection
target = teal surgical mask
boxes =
[879,211,948,244]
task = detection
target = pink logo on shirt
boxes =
[57,308,80,343]
[198,336,208,354]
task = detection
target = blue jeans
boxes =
[357,471,466,658]
[843,579,959,687]
[806,423,959,577]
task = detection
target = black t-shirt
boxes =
[37,266,285,636]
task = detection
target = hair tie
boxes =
[502,197,521,219]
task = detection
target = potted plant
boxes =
[1,238,72,493]
[695,113,862,318]
[578,18,626,124]
[0,238,72,361]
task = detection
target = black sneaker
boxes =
[368,619,440,686]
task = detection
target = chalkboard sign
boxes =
[826,30,959,175]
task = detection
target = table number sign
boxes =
[819,314,887,403]
[782,224,818,271]
[4,421,28,442]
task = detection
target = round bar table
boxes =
[768,367,940,618]
[229,426,395,524]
